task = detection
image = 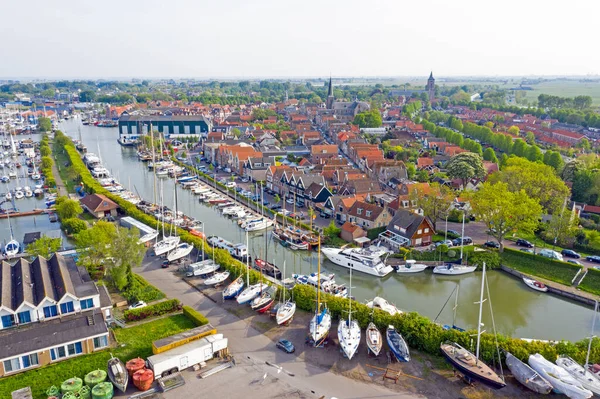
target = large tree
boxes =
[55,197,83,220]
[470,182,543,252]
[445,152,485,189]
[489,157,570,213]
[409,182,455,231]
[26,236,62,259]
[38,117,52,132]
[483,147,498,163]
[353,109,382,128]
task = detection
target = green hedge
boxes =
[578,267,600,296]
[123,299,181,322]
[500,248,581,286]
[291,282,600,365]
[182,305,209,326]
[367,226,386,240]
[122,274,166,303]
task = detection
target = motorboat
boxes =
[276,300,296,326]
[5,192,11,200]
[33,188,44,197]
[529,354,592,398]
[4,239,20,257]
[556,355,600,396]
[395,259,428,273]
[244,218,273,232]
[14,190,24,199]
[523,276,548,292]
[236,282,269,305]
[166,243,194,262]
[505,352,552,394]
[24,188,33,198]
[366,322,383,356]
[387,326,410,362]
[441,341,506,389]
[366,297,401,316]
[153,235,181,256]
[433,264,477,275]
[254,258,282,279]
[321,246,394,277]
[309,306,332,347]
[107,354,129,393]
[204,271,230,286]
[223,276,245,300]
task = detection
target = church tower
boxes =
[326,76,334,109]
[426,72,435,102]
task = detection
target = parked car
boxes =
[286,198,294,205]
[270,204,282,210]
[520,248,534,254]
[452,237,473,246]
[587,255,600,263]
[276,339,295,353]
[446,229,460,237]
[295,202,304,208]
[539,249,563,261]
[161,260,170,268]
[484,241,500,249]
[567,260,583,266]
[319,212,331,219]
[225,182,236,188]
[223,167,232,173]
[561,249,581,259]
[128,301,147,310]
[516,239,534,248]
[435,240,453,247]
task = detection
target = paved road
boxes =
[138,255,421,399]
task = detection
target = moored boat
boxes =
[395,259,428,273]
[522,276,548,292]
[366,296,401,316]
[433,264,477,275]
[505,352,552,394]
[386,325,410,362]
[107,354,129,393]
[254,258,282,279]
[556,355,600,396]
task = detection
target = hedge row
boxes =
[123,299,181,322]
[122,274,166,303]
[182,305,210,326]
[291,283,600,365]
[40,135,56,188]
[500,248,581,286]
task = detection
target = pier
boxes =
[0,209,46,219]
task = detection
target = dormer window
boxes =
[366,210,371,217]
[357,208,363,215]
[402,200,409,208]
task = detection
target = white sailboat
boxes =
[204,271,230,286]
[309,238,332,347]
[223,231,247,300]
[529,354,592,399]
[154,183,180,256]
[433,263,477,275]
[166,243,193,262]
[337,269,361,359]
[366,321,383,356]
[276,261,296,326]
[4,212,19,257]
[237,230,268,304]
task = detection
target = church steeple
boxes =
[326,75,334,109]
[427,71,435,102]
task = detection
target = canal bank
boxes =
[59,119,598,342]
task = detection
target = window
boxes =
[60,302,75,314]
[80,298,94,310]
[1,314,15,328]
[339,206,343,212]
[411,200,417,207]
[3,354,39,372]
[43,305,58,318]
[51,341,83,361]
[3,358,20,373]
[402,201,409,208]
[67,342,83,356]
[17,311,31,324]
[21,353,38,369]
[93,335,108,349]
[418,229,422,235]
[357,208,363,215]
[424,228,430,233]
[366,210,371,217]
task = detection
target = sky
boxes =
[1,0,598,79]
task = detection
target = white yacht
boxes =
[321,247,393,277]
[244,218,273,232]
[396,259,428,273]
[433,264,477,275]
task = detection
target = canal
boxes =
[60,119,596,342]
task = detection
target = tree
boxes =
[232,128,241,138]
[525,145,543,162]
[511,139,528,157]
[353,109,382,128]
[55,197,83,220]
[544,206,579,247]
[546,151,564,172]
[579,138,591,152]
[445,152,485,189]
[108,227,146,290]
[38,117,52,132]
[273,194,281,206]
[40,145,51,157]
[525,131,536,145]
[483,147,498,163]
[26,236,62,259]
[416,169,429,182]
[489,157,570,213]
[40,156,53,170]
[409,182,454,231]
[79,90,97,103]
[507,125,520,136]
[323,221,341,239]
[406,163,416,179]
[62,218,88,235]
[470,182,542,252]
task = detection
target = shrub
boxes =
[470,250,500,269]
[182,305,209,326]
[122,274,166,303]
[367,226,386,240]
[123,298,181,322]
[62,218,88,234]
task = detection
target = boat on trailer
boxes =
[107,354,129,393]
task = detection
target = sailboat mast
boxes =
[282,261,286,303]
[150,123,157,205]
[317,237,321,311]
[245,229,250,286]
[348,268,352,324]
[586,300,599,367]
[475,263,486,363]
[452,284,460,328]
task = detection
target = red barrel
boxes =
[133,368,154,392]
[126,357,146,377]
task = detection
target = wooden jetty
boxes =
[0,209,46,219]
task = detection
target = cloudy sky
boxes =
[1,0,597,79]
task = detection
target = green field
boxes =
[521,80,600,106]
[0,314,195,399]
[500,248,581,286]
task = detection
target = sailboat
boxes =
[366,321,382,357]
[237,231,268,305]
[223,232,246,300]
[153,183,180,256]
[556,300,600,396]
[387,325,410,362]
[166,243,193,262]
[309,238,332,347]
[529,354,592,399]
[440,263,506,389]
[337,269,361,359]
[505,352,552,394]
[276,261,296,325]
[4,212,20,257]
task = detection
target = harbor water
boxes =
[60,119,596,342]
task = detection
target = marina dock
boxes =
[0,209,46,219]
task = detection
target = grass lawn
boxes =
[52,145,79,193]
[522,80,600,106]
[578,268,600,296]
[501,248,581,286]
[0,314,195,399]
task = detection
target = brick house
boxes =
[379,209,435,249]
[340,222,367,243]
[79,194,119,219]
[345,201,393,230]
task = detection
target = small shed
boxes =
[340,222,367,243]
[79,194,119,219]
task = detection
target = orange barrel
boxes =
[126,357,146,377]
[133,368,154,392]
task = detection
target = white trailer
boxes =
[147,334,228,378]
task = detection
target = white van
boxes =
[226,181,236,188]
[539,249,563,261]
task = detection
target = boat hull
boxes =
[108,356,129,393]
[505,352,552,395]
[440,342,506,389]
[433,265,477,275]
[387,327,410,362]
[321,248,393,277]
[366,322,383,356]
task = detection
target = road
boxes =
[137,254,421,399]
